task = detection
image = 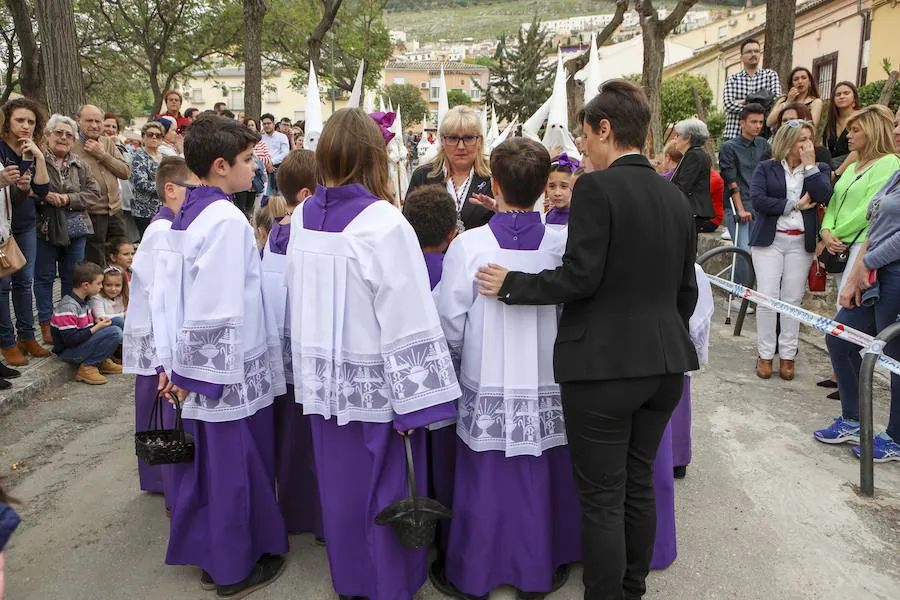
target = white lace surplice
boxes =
[689,264,715,367]
[157,201,285,422]
[434,225,568,458]
[260,245,293,386]
[285,201,461,425]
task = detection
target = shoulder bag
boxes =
[0,186,26,278]
[818,171,865,274]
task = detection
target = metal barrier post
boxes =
[697,246,757,337]
[858,320,900,497]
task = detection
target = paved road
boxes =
[3,319,900,600]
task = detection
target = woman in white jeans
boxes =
[749,120,833,380]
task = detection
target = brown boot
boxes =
[756,357,773,379]
[18,339,50,358]
[1,345,28,367]
[98,358,123,374]
[40,321,53,345]
[75,364,107,385]
[779,359,795,381]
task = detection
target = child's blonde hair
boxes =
[253,196,287,249]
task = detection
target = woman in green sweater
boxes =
[820,105,900,302]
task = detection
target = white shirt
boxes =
[777,160,806,232]
[261,131,290,165]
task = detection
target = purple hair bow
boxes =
[370,112,396,144]
[553,152,580,172]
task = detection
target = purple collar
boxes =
[171,185,230,231]
[151,206,176,223]
[303,183,381,233]
[488,211,545,250]
[545,207,569,226]
[423,252,444,290]
[268,220,291,255]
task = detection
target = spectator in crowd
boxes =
[767,67,824,130]
[822,81,860,171]
[243,117,274,173]
[129,121,165,237]
[184,107,199,123]
[671,118,715,235]
[658,141,683,179]
[153,116,181,157]
[775,103,833,165]
[278,117,294,149]
[260,113,290,193]
[213,102,227,114]
[220,109,236,120]
[291,122,304,149]
[116,131,140,242]
[154,90,191,133]
[407,106,494,231]
[722,38,782,140]
[0,98,50,365]
[73,104,131,267]
[35,114,101,341]
[718,103,772,285]
[749,120,833,380]
[102,113,120,139]
[708,167,725,233]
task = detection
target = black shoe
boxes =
[817,378,838,389]
[827,391,840,400]
[338,596,368,600]
[673,466,687,479]
[314,536,326,546]
[200,570,215,591]
[0,362,20,378]
[216,555,285,599]
[429,560,487,600]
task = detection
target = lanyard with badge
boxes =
[447,168,473,233]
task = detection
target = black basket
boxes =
[134,391,195,466]
[374,434,451,549]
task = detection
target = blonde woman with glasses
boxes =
[748,119,833,380]
[407,106,494,231]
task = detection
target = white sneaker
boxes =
[720,230,732,241]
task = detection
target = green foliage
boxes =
[447,89,472,108]
[659,74,714,127]
[859,79,900,112]
[706,110,725,143]
[485,18,554,123]
[464,57,496,68]
[383,84,429,121]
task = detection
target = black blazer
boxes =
[407,164,494,231]
[671,146,715,219]
[499,154,700,383]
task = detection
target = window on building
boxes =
[858,10,872,86]
[294,111,306,122]
[264,90,280,103]
[430,78,441,101]
[393,77,406,85]
[470,88,482,101]
[191,88,204,102]
[813,52,838,101]
[230,88,244,111]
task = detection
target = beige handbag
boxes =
[0,186,26,278]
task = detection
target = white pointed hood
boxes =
[348,60,365,109]
[542,51,579,158]
[521,98,551,142]
[480,105,489,141]
[437,64,449,127]
[304,60,324,151]
[489,104,500,141]
[378,93,386,114]
[493,117,518,150]
[418,112,439,164]
[388,105,409,205]
[584,35,602,105]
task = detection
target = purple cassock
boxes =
[302,185,457,599]
[670,374,692,468]
[423,251,444,291]
[444,212,582,596]
[268,220,324,537]
[544,207,570,226]
[164,186,289,586]
[650,422,677,569]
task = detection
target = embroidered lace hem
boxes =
[174,319,244,384]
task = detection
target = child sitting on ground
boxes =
[51,261,123,385]
[90,267,128,320]
[106,238,135,282]
[402,185,458,290]
[543,152,579,229]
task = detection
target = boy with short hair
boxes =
[157,114,288,597]
[432,138,580,599]
[51,261,123,385]
[402,185,458,289]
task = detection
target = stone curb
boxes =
[0,353,76,417]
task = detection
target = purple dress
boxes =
[444,212,582,596]
[301,184,457,599]
[267,220,324,536]
[164,187,289,586]
[650,422,677,569]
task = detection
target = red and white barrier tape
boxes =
[707,274,900,377]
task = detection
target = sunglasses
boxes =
[442,135,480,148]
[783,119,805,128]
[143,131,163,139]
[51,130,75,139]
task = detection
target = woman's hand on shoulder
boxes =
[470,193,496,212]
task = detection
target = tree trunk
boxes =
[878,71,899,106]
[308,0,343,77]
[243,0,266,119]
[34,0,84,115]
[5,0,45,105]
[763,0,796,86]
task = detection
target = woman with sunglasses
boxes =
[748,120,832,380]
[33,114,101,332]
[129,121,165,237]
[407,106,493,232]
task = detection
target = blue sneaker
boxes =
[813,416,861,445]
[852,435,900,463]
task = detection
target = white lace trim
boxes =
[123,328,161,376]
[180,348,276,422]
[174,318,244,384]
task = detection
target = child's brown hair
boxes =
[102,266,129,309]
[276,149,317,206]
[315,108,393,203]
[155,155,194,200]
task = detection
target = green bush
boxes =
[706,110,725,142]
[858,79,900,112]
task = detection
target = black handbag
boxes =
[818,171,866,274]
[134,391,195,465]
[374,434,451,549]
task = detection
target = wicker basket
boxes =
[134,391,195,466]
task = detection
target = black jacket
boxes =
[407,164,494,231]
[671,146,715,219]
[499,154,700,383]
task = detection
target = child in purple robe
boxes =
[285,109,460,600]
[402,185,459,290]
[543,152,578,229]
[262,149,324,536]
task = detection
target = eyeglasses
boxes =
[143,131,163,139]
[443,135,480,148]
[51,130,75,139]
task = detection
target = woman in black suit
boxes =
[406,106,493,231]
[477,80,699,600]
[670,118,715,232]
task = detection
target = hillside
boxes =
[384,0,749,42]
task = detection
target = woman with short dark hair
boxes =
[129,121,165,237]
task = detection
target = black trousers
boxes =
[134,216,152,240]
[561,374,684,600]
[86,212,128,266]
